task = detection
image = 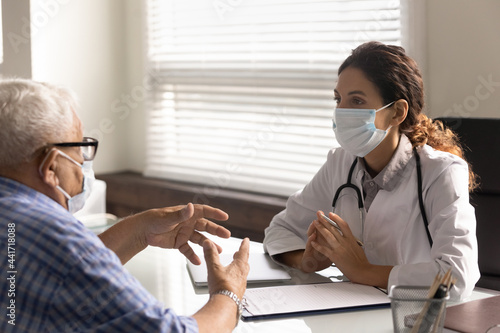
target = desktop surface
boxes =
[124,236,498,333]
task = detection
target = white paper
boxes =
[244,282,389,316]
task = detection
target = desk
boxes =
[124,237,498,333]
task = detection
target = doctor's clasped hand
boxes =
[310,211,392,288]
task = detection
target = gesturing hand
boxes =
[192,238,250,331]
[139,203,231,265]
[203,238,250,299]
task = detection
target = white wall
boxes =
[1,0,32,78]
[31,0,135,174]
[9,0,500,175]
[121,0,147,173]
[426,0,500,119]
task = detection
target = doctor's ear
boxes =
[391,99,408,126]
[38,149,60,188]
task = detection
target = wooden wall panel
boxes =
[97,172,287,242]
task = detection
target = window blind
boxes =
[145,0,406,197]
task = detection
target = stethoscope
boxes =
[331,148,433,247]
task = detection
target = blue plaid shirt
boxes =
[0,177,198,332]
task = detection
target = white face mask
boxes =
[332,101,395,157]
[39,148,95,214]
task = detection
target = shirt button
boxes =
[369,182,375,186]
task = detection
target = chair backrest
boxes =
[437,117,500,291]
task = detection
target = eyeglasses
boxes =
[51,137,98,161]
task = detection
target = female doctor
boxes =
[263,41,480,300]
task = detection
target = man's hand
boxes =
[193,238,250,332]
[203,238,250,299]
[139,203,231,265]
[99,203,231,265]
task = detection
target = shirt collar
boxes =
[358,134,414,191]
[0,176,66,211]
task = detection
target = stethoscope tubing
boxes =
[331,148,432,247]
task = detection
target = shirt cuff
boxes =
[264,236,306,257]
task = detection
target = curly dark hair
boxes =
[338,41,478,191]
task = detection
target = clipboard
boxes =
[241,282,390,321]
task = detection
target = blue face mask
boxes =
[332,101,395,157]
[39,148,95,214]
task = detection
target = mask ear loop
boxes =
[38,148,81,201]
[375,101,396,112]
[38,148,58,178]
[55,149,82,167]
[375,101,396,132]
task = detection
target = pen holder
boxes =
[389,286,449,333]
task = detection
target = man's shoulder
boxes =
[0,179,76,234]
[0,176,62,212]
[1,180,107,270]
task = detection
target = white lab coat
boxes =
[264,135,480,300]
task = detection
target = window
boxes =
[145,0,422,196]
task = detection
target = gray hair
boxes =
[0,78,78,168]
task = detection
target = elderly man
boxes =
[0,78,249,332]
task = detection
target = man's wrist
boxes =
[212,289,245,326]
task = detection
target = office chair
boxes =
[437,117,500,291]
